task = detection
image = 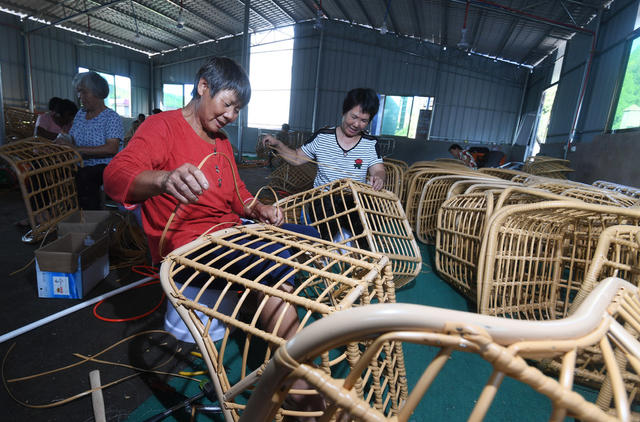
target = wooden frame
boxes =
[0,137,82,240]
[242,277,640,421]
[275,178,422,287]
[159,224,407,421]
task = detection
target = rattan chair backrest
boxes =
[477,201,640,319]
[477,167,530,180]
[445,179,517,198]
[275,178,422,287]
[4,107,38,140]
[241,277,640,422]
[0,138,81,240]
[383,158,408,172]
[268,162,317,194]
[159,224,406,421]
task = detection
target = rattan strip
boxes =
[445,179,518,199]
[275,178,422,287]
[159,224,406,420]
[477,168,530,181]
[593,181,640,200]
[0,138,82,239]
[435,187,566,300]
[241,278,639,422]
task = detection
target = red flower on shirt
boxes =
[354,158,363,169]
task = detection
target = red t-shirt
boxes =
[104,110,253,262]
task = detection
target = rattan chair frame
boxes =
[275,178,422,287]
[477,201,640,319]
[0,138,82,239]
[435,187,567,300]
[383,161,403,199]
[159,224,407,421]
[268,162,317,194]
[445,179,518,199]
[242,277,640,422]
[415,175,495,244]
[477,167,530,181]
[592,181,640,200]
[383,158,409,172]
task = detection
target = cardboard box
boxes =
[35,233,109,299]
[57,210,112,238]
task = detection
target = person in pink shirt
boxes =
[34,98,77,140]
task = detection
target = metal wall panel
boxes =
[291,21,525,144]
[0,14,150,114]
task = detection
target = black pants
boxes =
[311,194,369,250]
[76,164,106,210]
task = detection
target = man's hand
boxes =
[161,163,209,204]
[245,202,284,226]
[368,174,384,191]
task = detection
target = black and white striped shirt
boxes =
[301,127,383,188]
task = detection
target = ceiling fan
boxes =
[74,13,113,48]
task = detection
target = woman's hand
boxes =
[261,135,283,152]
[368,174,384,191]
[161,163,209,204]
[246,202,284,226]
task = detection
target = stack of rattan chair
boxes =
[383,160,404,199]
[523,155,574,179]
[0,137,81,240]
[159,224,408,421]
[241,276,640,421]
[4,107,38,140]
[275,178,422,287]
[383,157,409,173]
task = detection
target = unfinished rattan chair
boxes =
[415,175,499,244]
[159,224,407,421]
[241,277,640,422]
[0,137,82,240]
[477,167,530,181]
[477,201,640,319]
[4,107,38,140]
[593,180,640,201]
[268,162,317,194]
[275,178,422,287]
[404,167,487,228]
[523,156,574,179]
[435,187,567,300]
[383,158,408,172]
[383,161,403,199]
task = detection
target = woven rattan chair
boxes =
[445,179,519,199]
[404,168,486,228]
[477,167,530,181]
[477,201,640,319]
[268,162,317,195]
[4,107,38,140]
[275,178,422,287]
[383,161,403,199]
[241,277,640,422]
[592,180,640,201]
[383,158,408,172]
[415,175,499,244]
[159,224,407,421]
[0,137,82,240]
[435,187,566,300]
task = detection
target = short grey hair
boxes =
[72,71,110,99]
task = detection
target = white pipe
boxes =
[0,276,155,344]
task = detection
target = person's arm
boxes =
[75,138,120,157]
[35,126,59,141]
[261,135,310,166]
[367,163,385,191]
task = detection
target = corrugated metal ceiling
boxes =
[0,0,611,66]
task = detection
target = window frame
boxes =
[606,27,640,133]
[371,94,434,140]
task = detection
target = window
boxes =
[162,83,194,110]
[248,26,294,129]
[77,67,131,117]
[371,95,434,139]
[611,36,640,131]
[531,85,558,156]
[550,40,566,85]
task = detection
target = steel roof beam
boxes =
[167,0,245,35]
[412,0,423,39]
[329,0,353,23]
[266,0,295,22]
[441,0,448,46]
[385,0,400,35]
[235,0,277,28]
[28,0,128,33]
[354,0,375,28]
